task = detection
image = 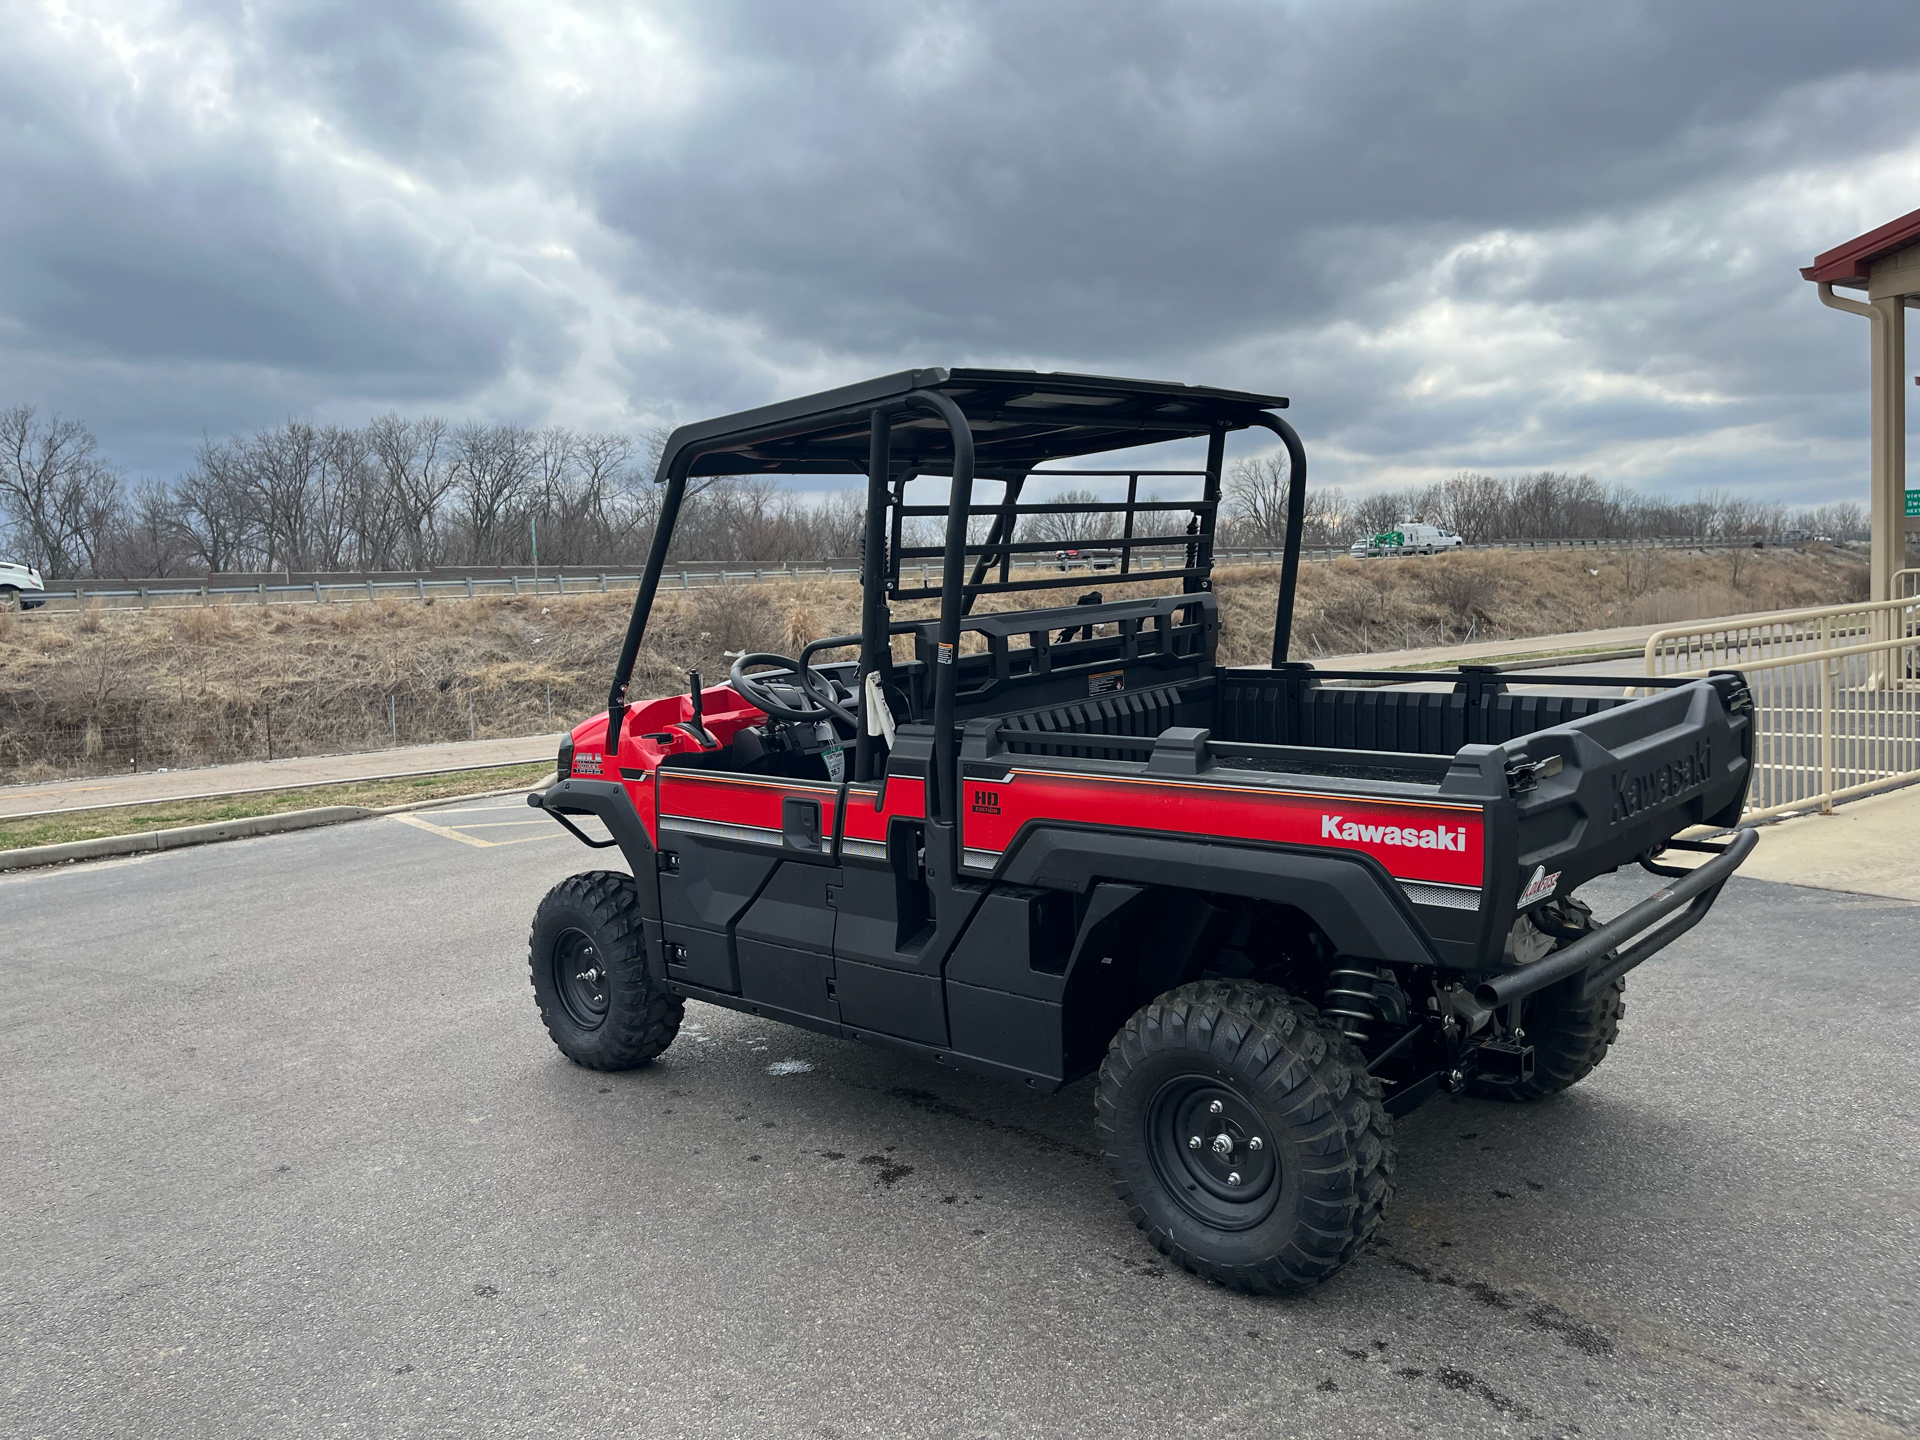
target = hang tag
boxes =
[823,743,846,783]
[864,672,898,747]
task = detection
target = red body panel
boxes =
[564,686,769,845]
[658,769,839,840]
[961,768,1485,887]
[842,777,929,846]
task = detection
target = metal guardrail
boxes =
[1645,587,1920,820]
[22,535,1807,612]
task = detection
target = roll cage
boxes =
[604,367,1308,822]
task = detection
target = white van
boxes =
[0,560,49,609]
[1347,523,1464,558]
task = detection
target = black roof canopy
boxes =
[655,367,1289,479]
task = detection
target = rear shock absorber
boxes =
[1322,966,1384,1042]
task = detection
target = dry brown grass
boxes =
[0,546,1867,780]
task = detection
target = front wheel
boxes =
[1096,981,1395,1293]
[528,871,683,1070]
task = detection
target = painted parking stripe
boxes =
[391,813,498,847]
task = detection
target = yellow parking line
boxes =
[390,813,497,848]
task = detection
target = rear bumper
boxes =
[1475,827,1758,1008]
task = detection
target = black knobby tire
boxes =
[528,871,683,1070]
[1475,974,1625,1101]
[1096,980,1395,1293]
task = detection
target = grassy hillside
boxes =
[0,545,1867,782]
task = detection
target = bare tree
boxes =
[368,414,455,568]
[95,477,194,577]
[1225,455,1294,544]
[451,422,536,564]
[0,406,125,576]
[174,437,257,573]
[234,421,327,571]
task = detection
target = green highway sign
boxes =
[1908,488,1920,518]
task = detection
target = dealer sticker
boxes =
[1519,865,1559,907]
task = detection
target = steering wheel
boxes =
[728,651,859,729]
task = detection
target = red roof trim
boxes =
[1802,206,1920,284]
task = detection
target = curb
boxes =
[0,751,562,823]
[0,806,371,873]
[0,777,555,875]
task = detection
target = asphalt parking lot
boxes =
[3,797,1915,1439]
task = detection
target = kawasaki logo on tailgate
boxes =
[1322,815,1468,851]
[1611,739,1710,823]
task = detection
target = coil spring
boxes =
[1322,966,1384,1042]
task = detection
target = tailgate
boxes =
[1496,675,1752,896]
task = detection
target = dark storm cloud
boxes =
[597,0,1916,359]
[0,0,1915,495]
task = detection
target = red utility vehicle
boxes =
[527,369,1755,1291]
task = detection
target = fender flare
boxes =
[997,825,1443,969]
[532,778,658,910]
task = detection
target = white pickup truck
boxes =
[1348,522,1464,557]
[0,560,49,609]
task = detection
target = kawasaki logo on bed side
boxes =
[1321,815,1467,851]
[1610,739,1710,824]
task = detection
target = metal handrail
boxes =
[1643,590,1920,658]
[1645,591,1920,820]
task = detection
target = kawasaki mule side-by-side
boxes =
[525,368,1754,1292]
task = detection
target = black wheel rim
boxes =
[552,928,609,1030]
[1145,1074,1281,1231]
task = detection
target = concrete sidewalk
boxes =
[1736,782,1920,902]
[1317,616,1688,671]
[0,733,562,819]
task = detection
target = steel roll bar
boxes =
[1246,412,1308,667]
[905,389,977,823]
[605,396,892,750]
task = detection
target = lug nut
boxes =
[1208,1100,1225,1115]
[1211,1134,1234,1158]
[1247,1136,1264,1152]
[1188,1135,1202,1150]
[1227,1172,1242,1186]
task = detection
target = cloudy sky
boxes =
[2,0,1917,502]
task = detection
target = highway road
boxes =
[3,797,1915,1439]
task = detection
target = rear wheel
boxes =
[1096,981,1394,1293]
[1475,897,1624,1100]
[528,871,682,1070]
[0,587,17,612]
